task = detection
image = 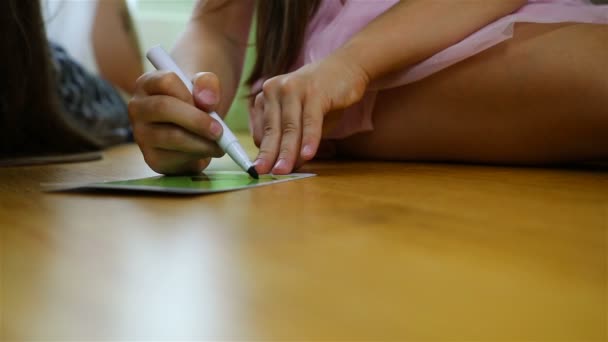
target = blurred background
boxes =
[128,0,253,131]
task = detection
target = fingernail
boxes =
[254,158,266,168]
[273,159,288,173]
[210,121,222,139]
[197,89,218,105]
[302,145,314,158]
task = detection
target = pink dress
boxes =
[250,0,608,139]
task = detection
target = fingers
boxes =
[129,95,222,142]
[254,81,282,174]
[300,97,324,161]
[253,76,326,175]
[133,123,222,175]
[129,70,226,175]
[136,123,224,157]
[142,148,212,176]
[137,71,193,104]
[192,72,221,113]
[272,94,302,174]
[253,91,308,173]
[252,92,265,148]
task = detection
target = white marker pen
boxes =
[146,45,258,179]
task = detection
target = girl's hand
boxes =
[252,54,370,174]
[128,71,225,175]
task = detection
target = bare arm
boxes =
[172,0,254,116]
[250,0,528,174]
[333,0,527,82]
[93,0,144,94]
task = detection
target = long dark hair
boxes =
[247,0,322,88]
[0,0,93,156]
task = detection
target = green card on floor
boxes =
[43,171,315,194]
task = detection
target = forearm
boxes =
[333,0,527,82]
[172,0,254,115]
[93,0,144,94]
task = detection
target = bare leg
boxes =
[335,23,608,164]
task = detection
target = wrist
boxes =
[326,48,372,91]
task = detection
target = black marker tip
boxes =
[247,166,259,179]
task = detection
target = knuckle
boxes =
[255,91,264,101]
[262,124,277,138]
[257,147,273,158]
[279,77,297,95]
[262,77,280,94]
[282,121,299,135]
[302,113,321,131]
[157,72,180,94]
[305,80,318,95]
[305,86,324,106]
[254,92,264,109]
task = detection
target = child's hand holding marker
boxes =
[130,46,257,179]
[129,68,225,175]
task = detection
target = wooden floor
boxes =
[1,135,607,340]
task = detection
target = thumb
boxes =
[192,72,221,113]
